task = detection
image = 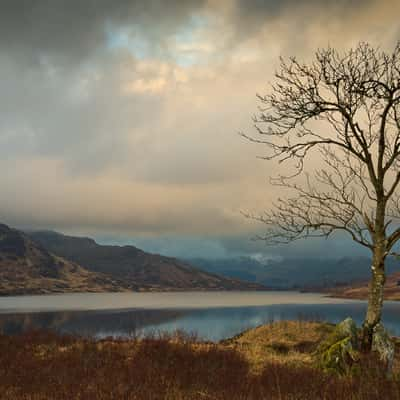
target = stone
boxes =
[336,317,358,347]
[372,323,395,377]
[319,337,358,374]
[316,317,359,374]
[319,317,358,350]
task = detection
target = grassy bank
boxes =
[1,321,400,399]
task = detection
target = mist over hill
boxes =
[188,256,399,290]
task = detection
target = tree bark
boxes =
[361,249,386,351]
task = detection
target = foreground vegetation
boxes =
[1,321,400,399]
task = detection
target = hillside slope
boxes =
[28,231,264,291]
[328,272,400,300]
[0,224,126,295]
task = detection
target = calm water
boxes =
[0,291,399,341]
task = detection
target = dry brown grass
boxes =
[222,320,334,372]
[1,322,400,399]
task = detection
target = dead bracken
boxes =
[1,321,400,400]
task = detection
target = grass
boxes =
[1,321,400,399]
[222,320,335,372]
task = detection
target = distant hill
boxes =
[326,272,400,301]
[189,256,399,290]
[0,224,125,295]
[28,230,264,291]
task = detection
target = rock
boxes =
[372,323,395,377]
[320,318,358,349]
[316,317,359,374]
[337,317,358,346]
[319,337,358,374]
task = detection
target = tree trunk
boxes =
[361,249,386,351]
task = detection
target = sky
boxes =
[1,0,399,259]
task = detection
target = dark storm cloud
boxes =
[0,0,374,64]
[0,0,205,63]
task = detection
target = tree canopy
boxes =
[245,42,400,256]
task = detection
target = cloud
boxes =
[0,0,399,253]
[0,0,206,63]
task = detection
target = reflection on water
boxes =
[1,301,400,341]
[0,309,187,337]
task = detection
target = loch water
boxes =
[0,291,399,341]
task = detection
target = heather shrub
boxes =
[0,330,399,400]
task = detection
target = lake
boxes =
[1,291,399,341]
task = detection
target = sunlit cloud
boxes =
[0,0,399,258]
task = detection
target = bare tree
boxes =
[244,42,400,350]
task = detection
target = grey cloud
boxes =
[0,0,207,172]
[224,0,374,45]
[0,0,375,66]
[1,0,399,242]
[234,0,369,16]
[0,0,206,63]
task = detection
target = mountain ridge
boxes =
[27,229,265,292]
[0,223,126,295]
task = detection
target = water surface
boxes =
[0,291,352,313]
[1,291,399,341]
